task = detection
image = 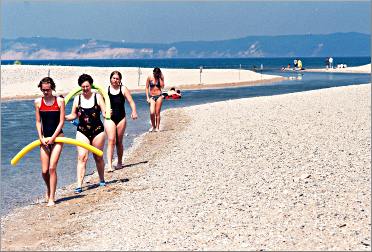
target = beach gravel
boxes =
[1,84,370,251]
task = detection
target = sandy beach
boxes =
[303,63,371,74]
[1,65,284,100]
[1,83,370,250]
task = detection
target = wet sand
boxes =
[1,83,370,251]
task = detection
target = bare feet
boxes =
[149,127,154,132]
[45,192,50,203]
[47,200,55,206]
[107,167,115,173]
[115,163,123,169]
[155,128,160,132]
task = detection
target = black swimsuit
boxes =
[108,86,126,125]
[76,94,104,143]
[150,95,162,102]
[39,97,63,137]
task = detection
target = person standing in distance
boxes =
[145,67,165,132]
[329,57,334,69]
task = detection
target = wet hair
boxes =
[176,90,181,94]
[153,67,162,80]
[38,77,56,91]
[170,87,175,91]
[78,74,93,86]
[110,71,122,81]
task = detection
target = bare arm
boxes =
[65,96,78,121]
[123,87,138,120]
[145,76,150,103]
[97,93,106,118]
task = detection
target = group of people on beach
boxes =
[35,67,168,206]
[281,59,304,71]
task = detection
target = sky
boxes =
[2,1,371,43]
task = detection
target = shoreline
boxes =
[1,76,286,102]
[1,65,284,100]
[302,63,371,74]
[1,104,192,250]
[1,83,370,250]
[0,74,285,215]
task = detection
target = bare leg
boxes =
[92,132,106,183]
[40,145,50,202]
[104,120,116,172]
[76,132,89,189]
[149,99,156,131]
[47,141,63,206]
[116,118,127,167]
[155,97,164,131]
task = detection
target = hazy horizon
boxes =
[3,1,371,43]
[3,31,371,45]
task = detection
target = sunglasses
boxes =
[41,88,51,92]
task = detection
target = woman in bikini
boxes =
[65,74,106,194]
[34,77,65,206]
[105,71,138,172]
[145,67,165,132]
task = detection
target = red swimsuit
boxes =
[39,97,63,137]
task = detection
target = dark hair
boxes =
[153,67,162,80]
[78,74,93,86]
[170,87,175,91]
[38,77,56,91]
[176,90,181,94]
[110,71,122,81]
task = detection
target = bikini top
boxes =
[149,79,161,89]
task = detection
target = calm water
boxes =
[1,57,370,215]
[3,56,371,71]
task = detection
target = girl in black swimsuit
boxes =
[35,77,65,206]
[65,74,107,194]
[105,71,138,172]
[145,67,165,132]
[76,93,104,142]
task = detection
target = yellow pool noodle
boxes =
[11,137,103,166]
[64,84,111,120]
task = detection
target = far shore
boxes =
[1,65,284,101]
[2,63,369,101]
[1,77,285,102]
[288,63,371,74]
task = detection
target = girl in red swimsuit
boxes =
[34,77,65,206]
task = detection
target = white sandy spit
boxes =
[1,65,281,99]
[304,63,371,74]
[41,83,370,251]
